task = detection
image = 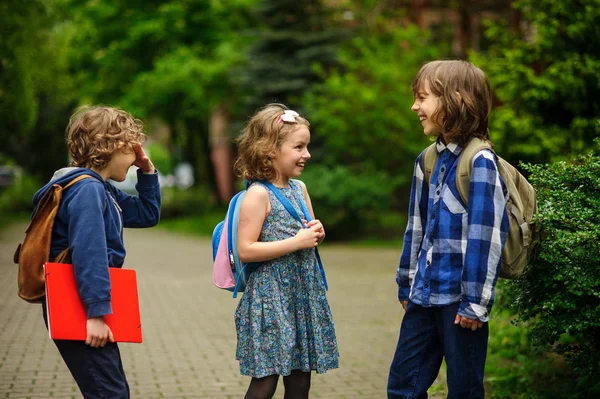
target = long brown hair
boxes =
[412,60,491,146]
[234,103,310,182]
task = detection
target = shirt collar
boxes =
[435,137,463,157]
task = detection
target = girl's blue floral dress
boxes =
[235,180,339,378]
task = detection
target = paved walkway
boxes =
[0,222,442,398]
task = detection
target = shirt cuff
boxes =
[85,300,113,319]
[398,285,411,302]
[458,301,489,323]
[136,168,159,188]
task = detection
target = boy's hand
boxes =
[454,314,484,331]
[86,316,115,348]
[294,227,320,250]
[133,144,155,174]
[400,300,408,311]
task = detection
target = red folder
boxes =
[44,262,142,343]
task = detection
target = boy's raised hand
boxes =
[133,144,155,174]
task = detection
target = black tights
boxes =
[244,370,311,399]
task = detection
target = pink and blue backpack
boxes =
[212,180,328,298]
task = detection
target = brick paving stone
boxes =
[1,222,446,398]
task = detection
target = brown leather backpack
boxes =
[13,174,94,303]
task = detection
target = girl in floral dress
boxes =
[234,103,339,399]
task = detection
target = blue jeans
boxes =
[387,301,488,399]
[42,302,130,399]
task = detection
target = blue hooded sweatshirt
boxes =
[33,167,161,319]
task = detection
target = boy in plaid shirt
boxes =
[387,60,509,399]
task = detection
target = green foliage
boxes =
[485,307,574,399]
[64,0,253,187]
[304,25,441,175]
[300,165,395,239]
[0,173,40,216]
[505,138,600,396]
[239,0,347,113]
[147,142,173,175]
[471,0,600,165]
[157,211,227,238]
[0,0,75,178]
[302,24,445,235]
[160,186,216,219]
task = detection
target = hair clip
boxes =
[279,109,299,123]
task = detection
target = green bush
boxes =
[486,286,575,399]
[0,173,40,215]
[160,185,216,219]
[471,0,600,165]
[302,24,446,238]
[505,138,600,396]
[147,142,173,175]
[300,165,396,240]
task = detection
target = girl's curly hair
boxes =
[234,103,310,182]
[412,60,491,147]
[66,105,147,170]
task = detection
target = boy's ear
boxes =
[455,91,462,103]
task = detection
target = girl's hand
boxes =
[86,316,114,348]
[294,227,320,250]
[133,144,155,174]
[306,219,325,240]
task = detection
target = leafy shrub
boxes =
[506,138,600,396]
[0,173,40,215]
[147,142,173,175]
[470,0,600,165]
[160,185,216,219]
[300,165,396,240]
[300,24,448,240]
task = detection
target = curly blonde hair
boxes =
[234,103,310,182]
[66,105,147,170]
[412,60,491,146]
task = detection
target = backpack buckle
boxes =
[229,250,235,269]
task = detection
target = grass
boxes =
[484,310,574,398]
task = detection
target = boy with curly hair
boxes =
[34,105,161,398]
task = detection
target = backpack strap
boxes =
[262,181,306,226]
[455,138,493,206]
[261,181,329,291]
[421,142,438,186]
[46,174,96,264]
[63,174,94,190]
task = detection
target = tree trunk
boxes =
[209,104,234,202]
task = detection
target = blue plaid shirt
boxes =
[396,139,509,322]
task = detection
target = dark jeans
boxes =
[387,301,488,399]
[42,302,130,399]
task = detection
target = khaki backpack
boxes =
[13,174,94,303]
[421,138,538,279]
